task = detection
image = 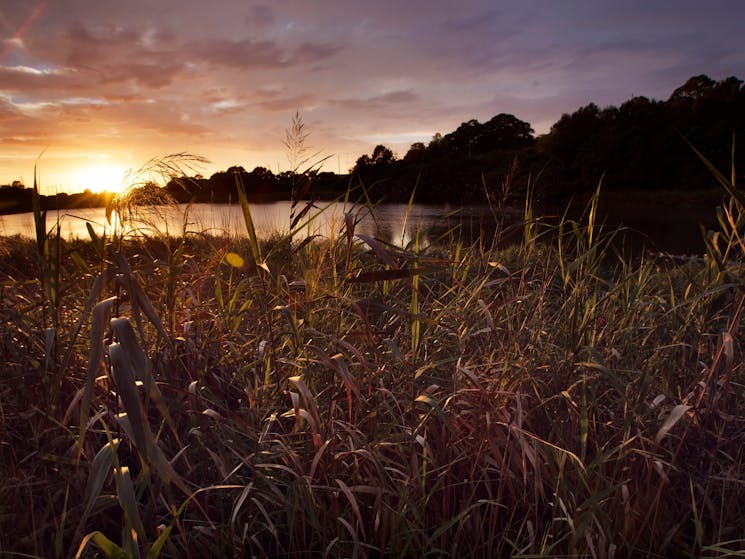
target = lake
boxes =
[0,199,718,254]
[0,202,496,247]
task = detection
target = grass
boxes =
[0,158,744,558]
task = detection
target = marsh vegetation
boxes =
[1,148,744,558]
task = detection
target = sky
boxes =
[1,0,744,195]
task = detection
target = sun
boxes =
[73,164,131,194]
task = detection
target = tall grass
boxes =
[0,152,744,558]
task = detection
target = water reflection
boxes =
[0,200,715,254]
[0,202,496,247]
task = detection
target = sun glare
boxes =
[74,164,130,194]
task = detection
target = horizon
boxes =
[1,0,744,195]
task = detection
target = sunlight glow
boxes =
[73,164,130,194]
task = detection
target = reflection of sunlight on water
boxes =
[0,208,124,240]
[0,202,492,245]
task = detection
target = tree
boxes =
[352,144,396,174]
[403,142,427,163]
[480,113,534,149]
[435,114,535,157]
[442,119,480,156]
[669,74,716,104]
[370,144,395,165]
[247,166,281,199]
[544,103,603,172]
[427,133,444,157]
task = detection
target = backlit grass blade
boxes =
[32,162,46,257]
[75,531,126,559]
[234,170,266,271]
[145,521,174,559]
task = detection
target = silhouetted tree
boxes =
[352,144,396,174]
[247,166,282,199]
[403,142,427,163]
[480,113,534,149]
[432,114,535,158]
[540,74,745,195]
[669,74,716,104]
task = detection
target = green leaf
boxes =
[234,171,264,267]
[75,531,127,559]
[145,522,174,559]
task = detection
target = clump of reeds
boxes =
[1,149,744,559]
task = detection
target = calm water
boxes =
[0,202,494,246]
[0,200,716,254]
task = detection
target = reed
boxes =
[0,153,743,558]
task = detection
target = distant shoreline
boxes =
[0,183,724,217]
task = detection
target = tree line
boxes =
[2,74,743,214]
[344,74,744,204]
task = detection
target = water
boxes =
[0,202,495,246]
[0,199,717,254]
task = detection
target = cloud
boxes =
[100,62,184,88]
[290,41,343,66]
[5,21,187,95]
[245,5,276,28]
[0,64,94,97]
[193,38,285,69]
[254,93,316,112]
[192,37,341,70]
[331,90,419,111]
[0,97,52,149]
[80,101,212,138]
[0,96,24,120]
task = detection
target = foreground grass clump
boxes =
[0,195,744,558]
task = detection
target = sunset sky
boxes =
[1,0,744,195]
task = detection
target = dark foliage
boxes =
[541,74,745,197]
